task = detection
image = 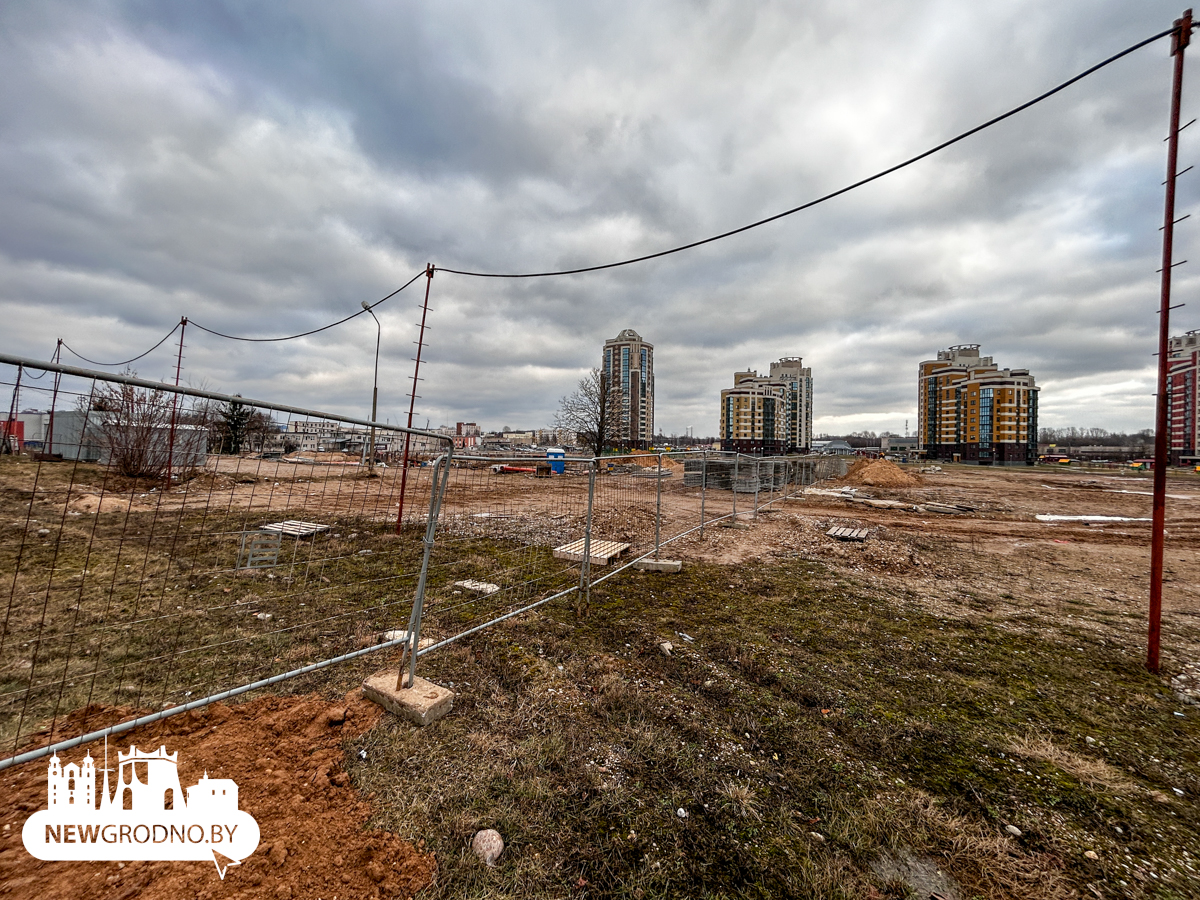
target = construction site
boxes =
[1,395,1198,900]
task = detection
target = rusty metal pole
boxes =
[45,340,63,456]
[360,302,381,475]
[164,317,187,488]
[1150,10,1192,674]
[396,264,434,532]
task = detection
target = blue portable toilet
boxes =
[546,447,565,474]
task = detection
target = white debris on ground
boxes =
[1035,514,1151,523]
[453,579,501,595]
[471,829,505,866]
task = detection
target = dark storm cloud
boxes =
[0,0,1195,436]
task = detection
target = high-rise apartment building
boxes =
[917,344,1038,465]
[603,329,654,448]
[1168,330,1200,464]
[719,357,813,454]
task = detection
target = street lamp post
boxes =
[361,301,381,474]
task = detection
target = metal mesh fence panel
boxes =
[403,454,594,662]
[405,450,851,656]
[1,352,853,766]
[0,358,450,766]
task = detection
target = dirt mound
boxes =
[67,494,151,514]
[843,458,923,488]
[627,453,683,470]
[0,692,436,899]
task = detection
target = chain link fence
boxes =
[403,450,848,681]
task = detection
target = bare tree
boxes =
[554,368,618,457]
[85,374,176,479]
[245,410,277,452]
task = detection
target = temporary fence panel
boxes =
[1,351,853,768]
[405,449,852,655]
[0,356,451,768]
[402,454,596,671]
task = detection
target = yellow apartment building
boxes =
[917,344,1038,465]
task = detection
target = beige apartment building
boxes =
[917,344,1038,465]
[719,357,813,454]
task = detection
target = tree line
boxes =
[1036,427,1154,451]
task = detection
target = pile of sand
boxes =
[627,453,683,470]
[843,458,923,488]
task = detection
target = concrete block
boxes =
[362,671,455,727]
[632,558,683,573]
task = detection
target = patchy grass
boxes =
[0,447,581,753]
[346,558,1200,899]
[4,455,1199,897]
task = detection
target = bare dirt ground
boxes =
[4,457,1200,899]
[0,691,436,900]
[662,463,1200,665]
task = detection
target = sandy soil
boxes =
[658,464,1200,665]
[43,456,1200,651]
[5,457,1199,897]
[0,692,436,900]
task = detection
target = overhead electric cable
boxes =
[61,323,182,368]
[190,269,427,342]
[438,26,1175,279]
[22,344,60,380]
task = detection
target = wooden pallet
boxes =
[260,520,331,537]
[826,526,869,542]
[552,538,631,565]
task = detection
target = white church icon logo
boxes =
[22,742,260,878]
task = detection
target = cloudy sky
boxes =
[2,1,1198,437]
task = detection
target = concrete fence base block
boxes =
[633,558,683,573]
[362,671,455,727]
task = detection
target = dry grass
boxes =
[1007,733,1139,794]
[339,554,1200,899]
[6,457,1200,897]
[717,780,763,821]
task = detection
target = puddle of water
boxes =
[1041,484,1195,500]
